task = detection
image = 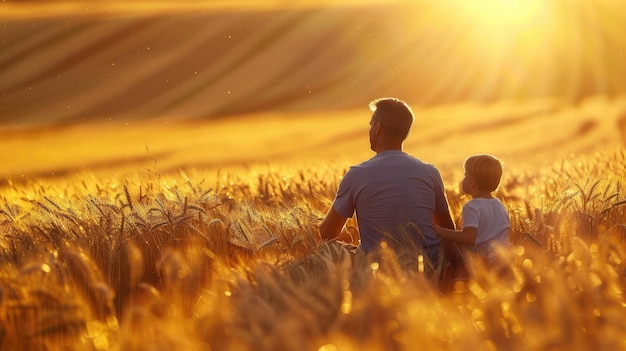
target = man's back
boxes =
[319,97,455,267]
[333,150,449,252]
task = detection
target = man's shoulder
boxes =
[405,156,441,175]
[343,155,389,179]
[349,152,441,173]
[399,153,439,169]
[351,155,381,169]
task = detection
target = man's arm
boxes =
[319,206,348,241]
[433,210,455,230]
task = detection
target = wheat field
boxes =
[2,147,626,351]
[2,100,626,350]
[3,1,626,350]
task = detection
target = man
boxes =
[319,97,455,264]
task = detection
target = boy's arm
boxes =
[434,225,477,245]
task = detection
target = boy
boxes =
[434,154,510,265]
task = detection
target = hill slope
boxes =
[2,1,626,126]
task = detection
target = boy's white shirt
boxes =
[462,198,511,261]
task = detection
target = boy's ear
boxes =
[467,176,477,188]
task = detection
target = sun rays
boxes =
[1,0,625,126]
[397,0,626,103]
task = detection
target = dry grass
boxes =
[1,147,626,350]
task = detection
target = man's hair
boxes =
[369,97,414,141]
[464,154,503,192]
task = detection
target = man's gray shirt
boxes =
[333,150,449,252]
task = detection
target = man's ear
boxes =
[375,121,382,135]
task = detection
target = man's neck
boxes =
[375,143,403,153]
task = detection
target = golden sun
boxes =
[402,0,626,102]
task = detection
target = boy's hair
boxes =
[464,154,503,192]
[369,97,414,141]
